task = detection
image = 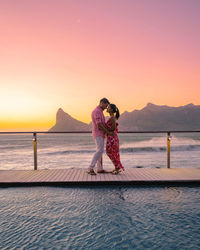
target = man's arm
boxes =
[95,110,114,135]
[98,123,114,136]
[98,123,108,133]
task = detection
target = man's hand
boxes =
[98,123,108,133]
[98,123,114,136]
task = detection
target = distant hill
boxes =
[49,103,200,131]
[118,103,200,131]
[49,108,90,132]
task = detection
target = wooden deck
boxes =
[0,168,200,186]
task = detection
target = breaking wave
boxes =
[45,144,200,156]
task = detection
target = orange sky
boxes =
[0,0,200,131]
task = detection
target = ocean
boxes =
[1,133,200,250]
[1,132,200,170]
[1,186,200,249]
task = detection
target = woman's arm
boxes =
[107,117,116,132]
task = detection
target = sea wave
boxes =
[44,144,200,156]
[121,144,200,153]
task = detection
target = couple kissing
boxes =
[87,98,125,175]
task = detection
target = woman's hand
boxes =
[107,131,115,136]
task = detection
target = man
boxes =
[87,98,110,175]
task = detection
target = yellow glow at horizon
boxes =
[1,73,200,131]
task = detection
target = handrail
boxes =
[1,130,200,134]
[1,130,200,170]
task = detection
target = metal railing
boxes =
[1,130,200,170]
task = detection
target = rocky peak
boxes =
[49,108,90,132]
[56,108,71,122]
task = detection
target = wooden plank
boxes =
[63,168,74,181]
[75,169,82,182]
[21,170,40,182]
[85,169,90,182]
[134,168,152,180]
[141,169,157,180]
[105,172,114,182]
[99,172,105,181]
[40,170,56,182]
[79,169,87,182]
[49,169,61,182]
[55,169,67,182]
[86,171,93,182]
[30,170,45,182]
[69,168,79,182]
[86,170,97,182]
[73,169,80,182]
[94,172,102,182]
[117,170,128,181]
[73,169,83,182]
[125,169,139,181]
[109,171,121,182]
[103,172,113,182]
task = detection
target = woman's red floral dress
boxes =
[106,118,125,171]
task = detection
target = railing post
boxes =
[167,132,171,168]
[33,132,37,170]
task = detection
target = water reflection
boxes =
[164,187,183,202]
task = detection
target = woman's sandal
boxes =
[87,169,96,175]
[112,169,121,175]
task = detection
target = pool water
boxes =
[0,186,200,249]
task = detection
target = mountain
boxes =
[49,108,90,131]
[118,103,200,131]
[49,103,200,131]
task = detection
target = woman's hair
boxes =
[110,104,120,120]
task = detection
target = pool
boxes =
[0,186,200,249]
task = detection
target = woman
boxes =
[106,104,125,174]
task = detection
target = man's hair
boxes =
[100,98,110,104]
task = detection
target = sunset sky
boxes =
[0,0,200,131]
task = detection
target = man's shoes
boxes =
[87,169,96,175]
